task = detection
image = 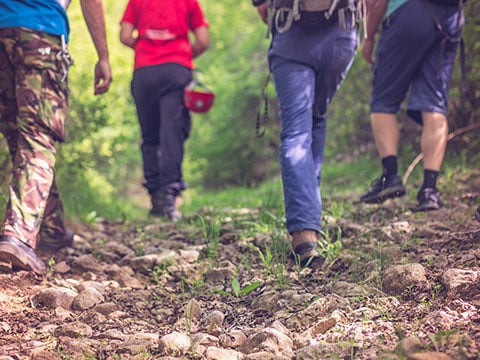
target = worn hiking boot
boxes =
[414,187,442,212]
[359,174,406,204]
[0,235,46,275]
[291,230,322,268]
[36,229,75,252]
[150,191,181,222]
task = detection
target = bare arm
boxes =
[191,26,210,58]
[79,0,112,94]
[120,22,137,48]
[361,0,388,64]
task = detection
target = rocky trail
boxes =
[0,170,479,360]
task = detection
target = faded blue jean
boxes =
[269,20,356,234]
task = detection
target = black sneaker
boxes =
[359,174,406,204]
[150,191,181,222]
[414,187,442,212]
[475,205,480,222]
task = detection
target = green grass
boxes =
[181,176,284,215]
[180,154,382,216]
[2,151,474,224]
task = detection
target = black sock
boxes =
[423,169,439,190]
[381,156,398,177]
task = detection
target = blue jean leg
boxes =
[312,115,326,186]
[271,60,324,234]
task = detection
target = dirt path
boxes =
[0,171,479,359]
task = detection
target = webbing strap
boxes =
[293,0,301,20]
[325,0,340,19]
[256,72,271,137]
[275,8,295,33]
[273,0,301,33]
[337,0,358,30]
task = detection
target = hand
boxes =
[361,38,375,65]
[93,59,112,95]
[257,3,268,24]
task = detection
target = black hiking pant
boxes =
[131,63,192,197]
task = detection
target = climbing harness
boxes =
[56,35,73,83]
[266,0,365,37]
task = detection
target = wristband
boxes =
[252,0,267,7]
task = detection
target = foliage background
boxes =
[0,0,478,221]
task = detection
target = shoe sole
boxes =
[414,201,442,212]
[0,242,46,275]
[150,209,182,222]
[361,186,406,204]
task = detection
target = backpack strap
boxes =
[256,72,272,137]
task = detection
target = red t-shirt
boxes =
[121,0,208,70]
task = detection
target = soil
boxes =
[0,170,479,360]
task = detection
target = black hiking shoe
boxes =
[476,205,480,222]
[359,174,406,204]
[150,191,181,222]
[414,187,442,212]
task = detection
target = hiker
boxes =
[119,0,210,222]
[358,0,464,211]
[253,0,359,266]
[0,0,112,275]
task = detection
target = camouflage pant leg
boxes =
[0,28,69,248]
[38,175,66,246]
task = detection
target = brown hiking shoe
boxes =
[291,230,322,268]
[0,235,46,275]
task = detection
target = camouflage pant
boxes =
[0,28,70,248]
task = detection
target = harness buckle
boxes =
[56,35,73,83]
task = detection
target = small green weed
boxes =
[131,230,148,257]
[148,265,164,285]
[214,277,261,298]
[250,232,289,287]
[428,329,460,352]
[318,227,343,261]
[198,215,221,264]
[47,257,56,274]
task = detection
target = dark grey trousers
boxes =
[131,63,192,196]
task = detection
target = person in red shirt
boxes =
[120,0,209,221]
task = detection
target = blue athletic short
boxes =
[370,0,463,124]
